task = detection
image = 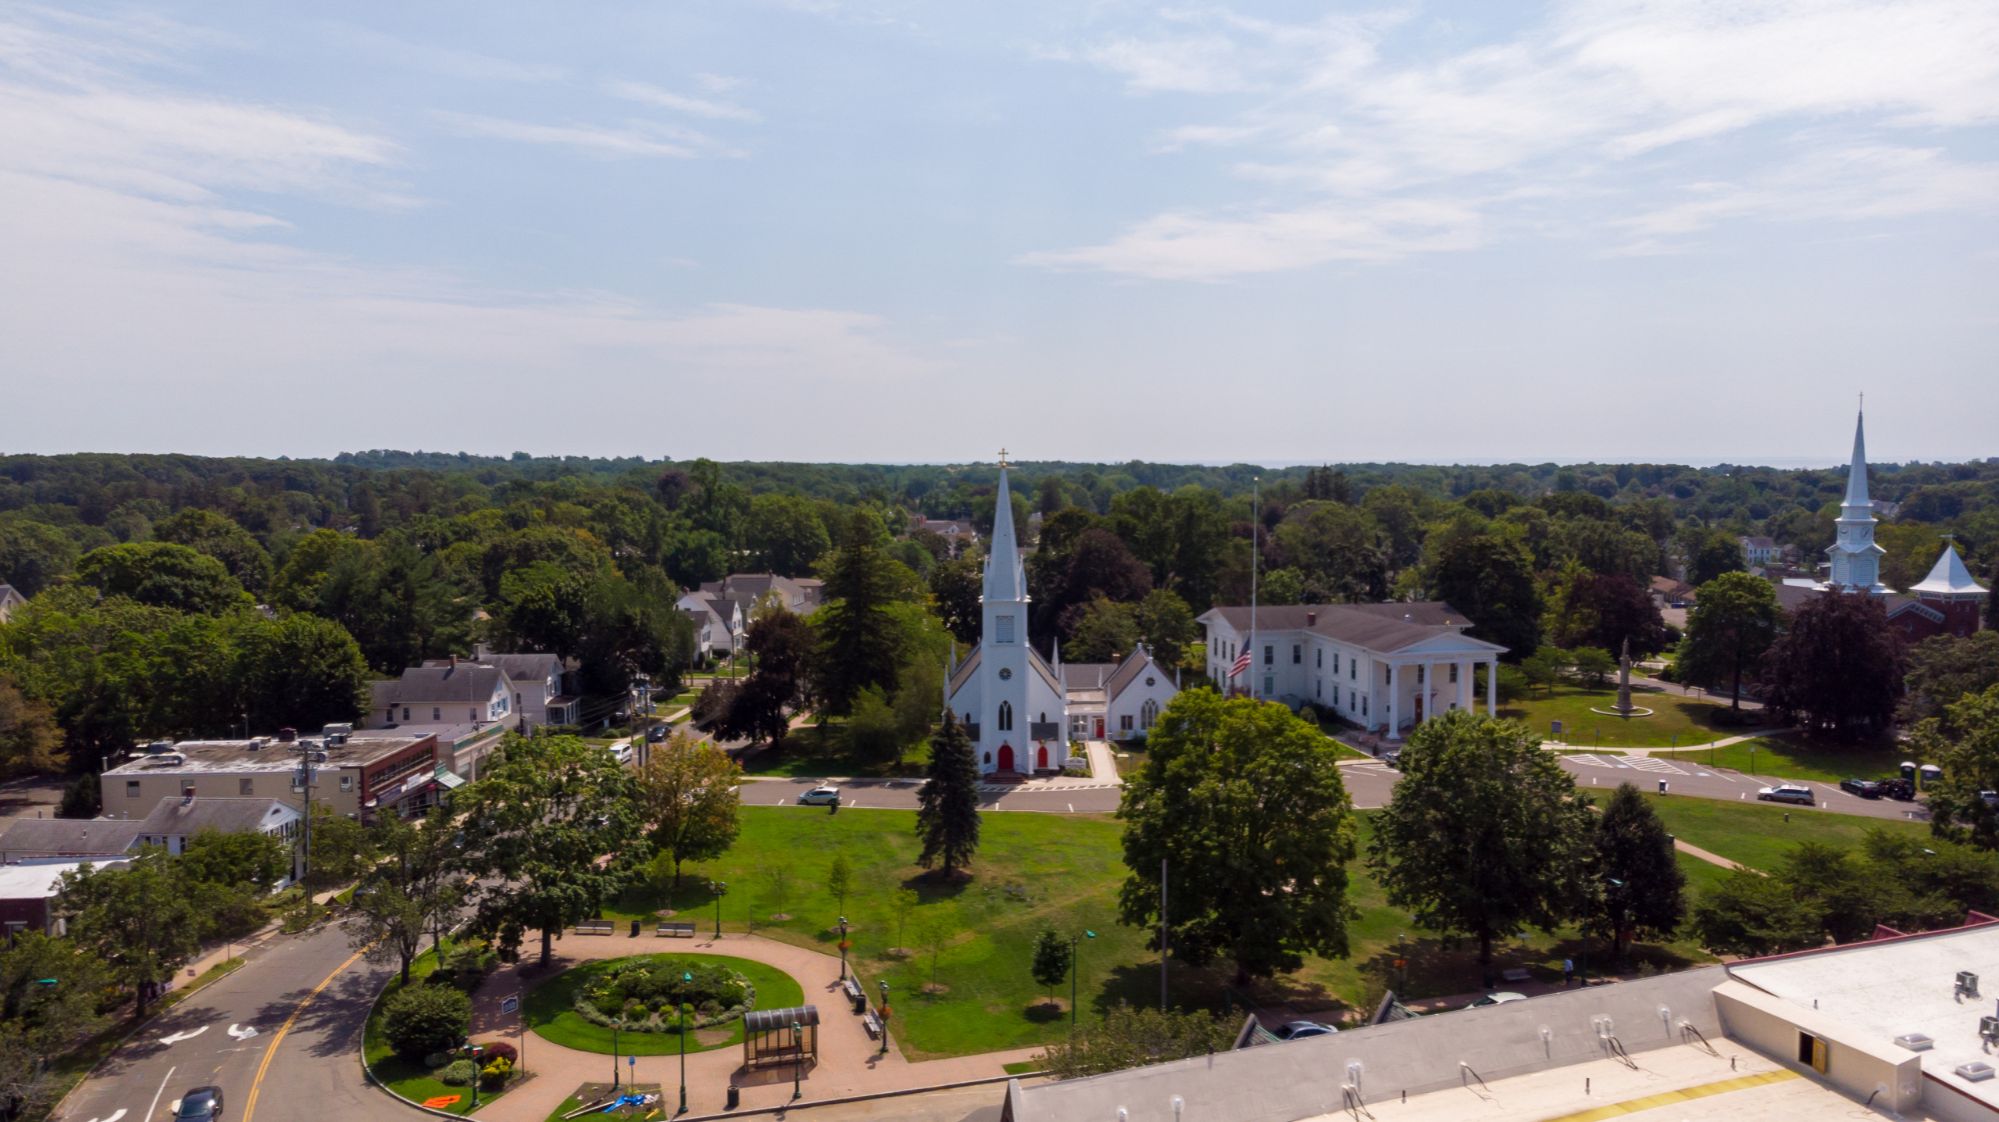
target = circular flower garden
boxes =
[524,954,804,1055]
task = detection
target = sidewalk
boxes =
[1540,730,1790,756]
[467,931,1045,1122]
[171,885,347,993]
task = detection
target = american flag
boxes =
[1229,635,1253,679]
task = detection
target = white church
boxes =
[944,458,1074,777]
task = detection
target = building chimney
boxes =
[1306,611,1317,626]
[450,654,457,670]
[182,786,196,806]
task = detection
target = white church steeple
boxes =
[983,449,1025,605]
[1826,404,1889,594]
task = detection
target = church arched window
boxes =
[998,702,1013,731]
[1038,712,1046,725]
[1141,698,1160,729]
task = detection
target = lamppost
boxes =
[1069,929,1097,1028]
[791,1021,803,1101]
[468,1044,485,1109]
[714,882,727,939]
[837,916,849,982]
[611,1017,623,1090]
[878,981,891,1056]
[677,972,692,1116]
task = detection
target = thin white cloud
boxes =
[603,79,761,122]
[430,110,739,159]
[320,24,564,84]
[1026,0,1999,279]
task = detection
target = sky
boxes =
[1,0,1995,466]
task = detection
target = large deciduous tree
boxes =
[56,850,201,1014]
[1675,572,1780,710]
[1422,528,1542,658]
[718,605,813,746]
[235,612,369,732]
[346,806,464,984]
[915,713,981,878]
[1690,870,1827,957]
[1684,528,1746,587]
[458,734,644,966]
[1369,710,1593,964]
[743,494,831,576]
[0,676,62,779]
[73,542,246,614]
[1912,685,1999,851]
[636,732,742,887]
[1117,690,1357,983]
[1899,632,1999,727]
[1761,590,1903,738]
[1587,785,1685,960]
[153,509,273,594]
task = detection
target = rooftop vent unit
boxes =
[1980,1016,1999,1045]
[1955,1061,1994,1083]
[146,739,174,754]
[1957,971,1980,998]
[1894,1032,1935,1051]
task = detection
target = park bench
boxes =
[862,1011,883,1039]
[655,922,697,938]
[841,977,864,1005]
[1500,968,1532,984]
[575,919,616,936]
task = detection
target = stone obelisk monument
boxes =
[1615,637,1635,716]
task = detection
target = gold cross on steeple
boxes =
[998,448,1010,469]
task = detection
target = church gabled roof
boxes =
[1909,544,1989,599]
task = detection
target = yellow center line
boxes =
[1536,1068,1800,1122]
[241,949,367,1122]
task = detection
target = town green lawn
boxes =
[1635,792,1929,874]
[1649,734,1910,785]
[363,943,516,1116]
[1497,687,1777,749]
[523,954,801,1055]
[607,804,1724,1057]
[736,722,930,778]
[541,1084,660,1122]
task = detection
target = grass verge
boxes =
[363,943,515,1116]
[1498,686,1776,749]
[1635,791,1928,873]
[1648,734,1910,784]
[523,953,802,1055]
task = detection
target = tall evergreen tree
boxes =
[1588,784,1686,960]
[916,713,981,878]
[815,510,911,715]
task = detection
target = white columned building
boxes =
[945,455,1070,777]
[1196,603,1508,741]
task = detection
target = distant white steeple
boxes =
[1826,404,1888,594]
[983,451,1025,604]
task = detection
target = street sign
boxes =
[500,995,520,1015]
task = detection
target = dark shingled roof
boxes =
[0,817,142,859]
[395,664,507,702]
[1201,601,1495,655]
[134,796,297,837]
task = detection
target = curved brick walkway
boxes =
[464,930,1041,1121]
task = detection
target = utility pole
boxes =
[1160,857,1169,1012]
[296,737,317,887]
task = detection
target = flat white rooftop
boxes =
[1731,924,1999,1110]
[1294,1046,1918,1122]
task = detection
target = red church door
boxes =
[1037,745,1049,771]
[1095,718,1105,738]
[997,744,1014,773]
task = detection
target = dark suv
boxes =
[176,1086,224,1121]
[1839,778,1884,799]
[1878,778,1916,801]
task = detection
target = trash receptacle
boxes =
[726,1086,740,1110]
[853,993,867,1014]
[1658,780,1668,794]
[631,919,641,937]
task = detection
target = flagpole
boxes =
[1250,475,1259,701]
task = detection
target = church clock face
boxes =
[998,668,1013,680]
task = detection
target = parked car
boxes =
[798,785,842,806]
[647,724,671,743]
[175,1086,225,1121]
[1879,778,1916,801]
[1467,992,1527,1009]
[1757,784,1815,806]
[1379,748,1402,769]
[1838,778,1884,799]
[1274,1020,1337,1040]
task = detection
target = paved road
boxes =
[56,922,421,1122]
[744,756,1930,824]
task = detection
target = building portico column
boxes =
[1485,657,1498,715]
[1384,664,1398,740]
[1457,659,1472,712]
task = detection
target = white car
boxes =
[798,786,842,806]
[1467,991,1526,1009]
